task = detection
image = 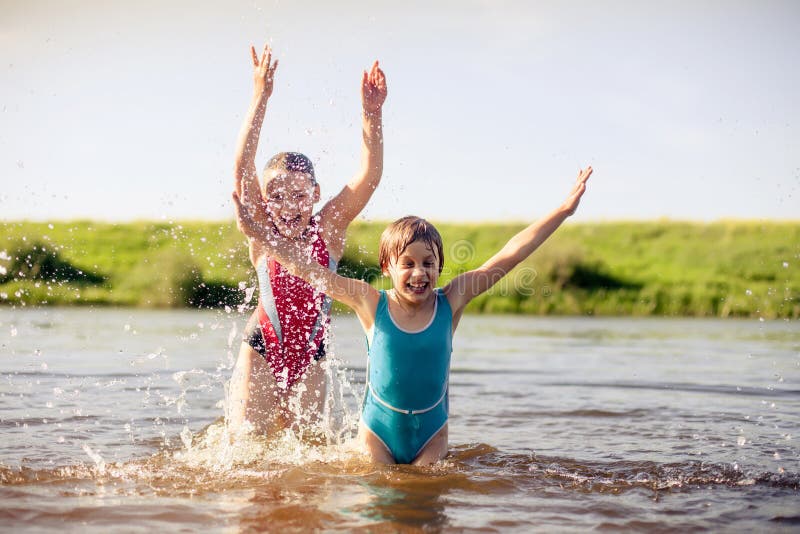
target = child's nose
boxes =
[281,202,299,213]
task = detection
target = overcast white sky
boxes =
[1,0,798,222]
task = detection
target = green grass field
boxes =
[1,220,797,318]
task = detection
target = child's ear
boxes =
[313,183,321,203]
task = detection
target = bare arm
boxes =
[232,191,379,324]
[233,44,278,233]
[318,61,387,257]
[444,167,593,319]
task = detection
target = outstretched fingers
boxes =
[561,166,593,214]
[250,43,276,70]
[370,60,387,90]
[260,44,271,68]
[375,67,386,91]
[570,166,592,193]
[369,60,379,84]
[578,166,593,185]
[250,45,259,66]
[361,59,387,113]
[249,42,278,97]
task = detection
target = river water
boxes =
[1,307,798,532]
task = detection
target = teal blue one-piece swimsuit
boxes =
[361,289,453,464]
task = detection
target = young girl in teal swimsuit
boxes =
[233,167,592,464]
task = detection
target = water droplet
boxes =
[227,323,238,348]
[245,286,256,302]
[180,426,193,450]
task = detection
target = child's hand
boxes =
[361,61,387,114]
[561,166,593,216]
[251,44,278,100]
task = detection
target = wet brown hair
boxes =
[264,152,316,183]
[379,216,444,274]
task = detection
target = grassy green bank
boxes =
[1,220,797,318]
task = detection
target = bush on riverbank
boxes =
[1,220,797,318]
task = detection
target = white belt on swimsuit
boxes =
[367,382,448,415]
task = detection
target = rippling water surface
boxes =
[1,307,798,532]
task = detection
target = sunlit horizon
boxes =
[2,1,798,223]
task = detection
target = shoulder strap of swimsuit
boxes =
[434,288,453,325]
[256,258,282,344]
[306,254,338,348]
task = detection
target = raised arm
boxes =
[318,61,387,256]
[233,44,278,229]
[445,167,593,319]
[232,191,379,323]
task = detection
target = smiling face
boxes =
[385,239,441,303]
[263,169,320,239]
[379,216,445,306]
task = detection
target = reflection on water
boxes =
[0,308,798,531]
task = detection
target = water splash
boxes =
[82,444,106,475]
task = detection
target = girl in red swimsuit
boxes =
[228,42,387,436]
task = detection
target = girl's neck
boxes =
[388,288,435,316]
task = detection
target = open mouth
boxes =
[406,281,429,294]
